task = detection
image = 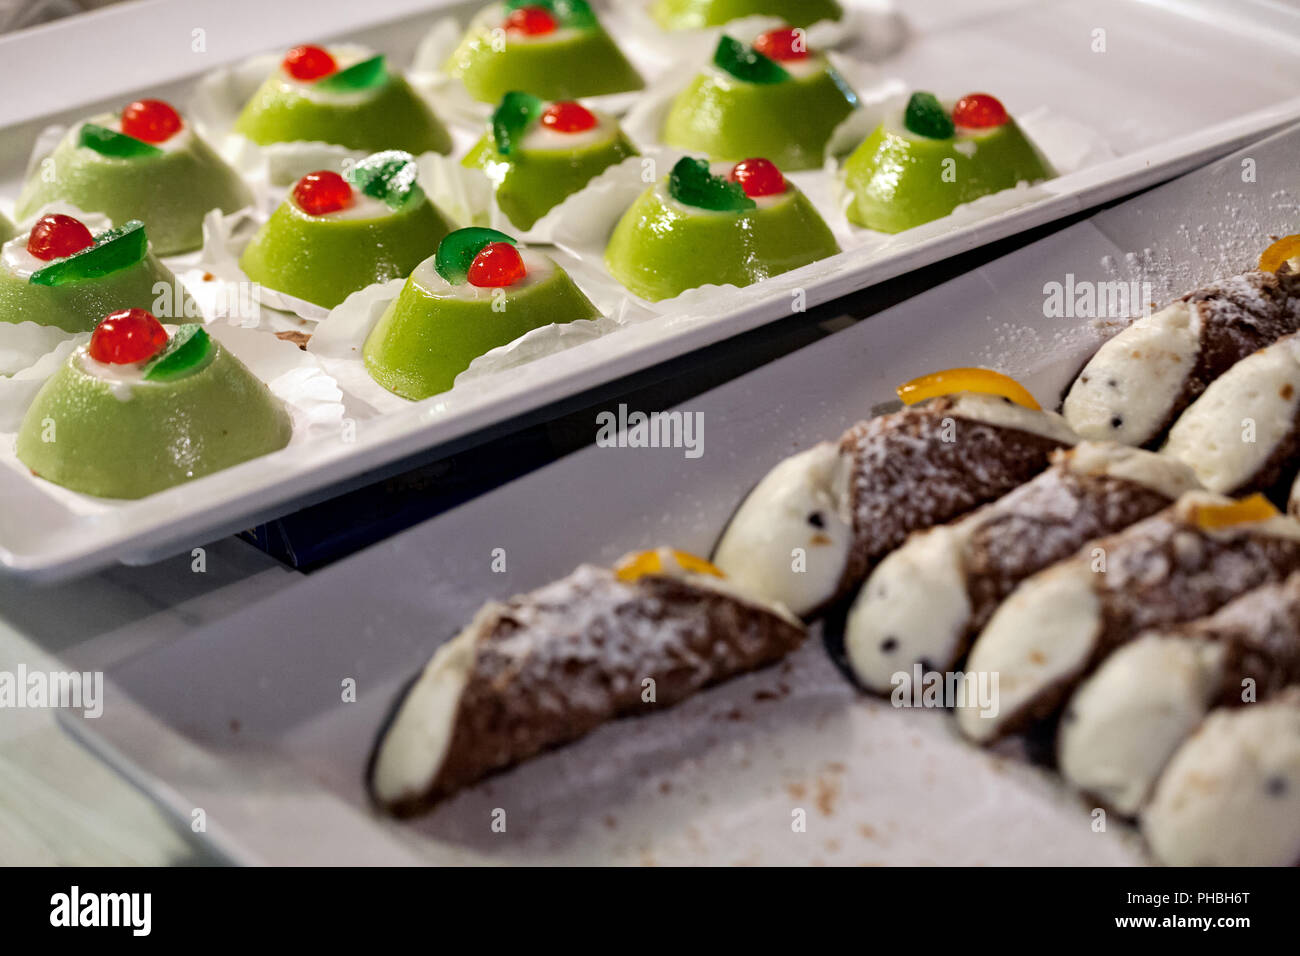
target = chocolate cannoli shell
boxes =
[371,565,806,816]
[837,394,1074,595]
[964,463,1178,634]
[845,444,1194,695]
[1064,270,1300,447]
[959,497,1300,744]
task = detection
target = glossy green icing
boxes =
[234,70,452,156]
[16,338,291,499]
[604,179,840,300]
[462,122,637,230]
[445,6,643,103]
[651,0,843,29]
[843,116,1054,233]
[363,255,600,400]
[662,57,857,171]
[1,223,194,333]
[15,123,253,256]
[239,189,453,310]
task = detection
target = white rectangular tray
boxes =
[6,0,1300,581]
[61,120,1300,865]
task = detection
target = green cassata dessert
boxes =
[234,45,452,156]
[462,93,637,231]
[0,212,14,245]
[605,156,840,301]
[239,151,454,310]
[0,215,194,333]
[652,0,843,29]
[844,91,1054,234]
[663,30,858,172]
[17,309,291,499]
[446,0,643,104]
[15,99,252,256]
[364,227,600,400]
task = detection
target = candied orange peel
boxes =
[1189,493,1279,531]
[896,367,1041,410]
[615,548,725,582]
[1259,234,1300,274]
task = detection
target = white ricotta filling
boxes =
[1062,300,1200,445]
[846,521,973,693]
[948,391,1079,445]
[1062,441,1200,498]
[295,190,395,223]
[74,113,194,156]
[370,607,488,807]
[408,247,556,303]
[274,44,387,107]
[1142,692,1300,866]
[1058,633,1225,816]
[1162,334,1300,494]
[519,112,616,152]
[956,561,1102,743]
[2,233,53,280]
[712,442,853,618]
[654,168,795,217]
[73,324,205,401]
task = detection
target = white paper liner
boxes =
[516,153,652,244]
[0,323,345,512]
[0,334,86,431]
[308,256,653,415]
[416,151,496,230]
[408,16,647,132]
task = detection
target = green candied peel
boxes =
[143,325,212,381]
[503,0,598,29]
[78,123,163,159]
[315,54,388,92]
[491,91,545,157]
[29,220,149,287]
[668,157,755,212]
[434,227,516,284]
[903,92,954,139]
[345,150,423,208]
[713,36,789,85]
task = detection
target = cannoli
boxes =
[368,548,805,816]
[1061,269,1300,447]
[1058,573,1300,816]
[955,492,1300,744]
[845,442,1198,694]
[713,369,1077,618]
[1161,331,1300,496]
[1141,688,1300,867]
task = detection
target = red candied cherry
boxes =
[89,309,168,365]
[951,93,1008,129]
[120,99,183,144]
[293,171,354,216]
[540,100,597,133]
[505,6,558,35]
[729,158,786,198]
[27,214,95,261]
[283,44,337,81]
[753,27,809,61]
[467,242,527,288]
